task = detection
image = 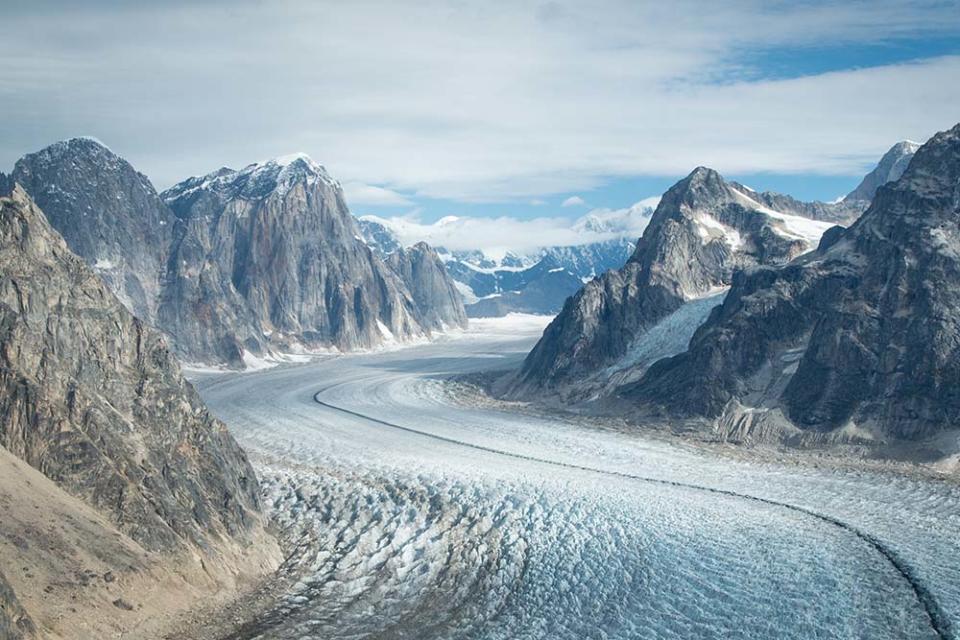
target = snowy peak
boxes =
[844,139,921,203]
[14,137,144,188]
[622,122,960,442]
[162,152,337,205]
[571,198,657,235]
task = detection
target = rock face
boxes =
[6,142,463,368]
[0,571,35,640]
[386,242,468,331]
[517,167,837,392]
[623,124,960,442]
[0,184,268,552]
[159,155,428,366]
[844,140,920,204]
[10,138,175,324]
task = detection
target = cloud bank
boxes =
[2,1,959,200]
[362,198,657,256]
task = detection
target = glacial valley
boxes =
[193,317,960,640]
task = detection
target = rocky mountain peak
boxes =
[622,122,960,444]
[640,167,751,237]
[158,155,433,365]
[844,139,920,203]
[517,164,843,394]
[163,152,337,208]
[10,138,174,324]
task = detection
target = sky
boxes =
[2,0,960,230]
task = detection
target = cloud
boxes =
[561,195,587,207]
[342,182,412,206]
[361,197,656,256]
[1,1,958,198]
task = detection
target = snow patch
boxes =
[452,280,480,305]
[732,190,834,247]
[693,213,744,251]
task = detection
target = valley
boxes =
[191,318,960,640]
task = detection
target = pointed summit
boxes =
[624,122,960,444]
[164,152,336,204]
[844,139,920,203]
[10,137,174,323]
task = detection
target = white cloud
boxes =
[342,182,412,206]
[360,197,657,255]
[561,195,587,207]
[529,198,547,206]
[1,1,958,198]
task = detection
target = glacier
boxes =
[192,318,960,640]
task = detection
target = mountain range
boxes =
[508,140,917,397]
[6,140,466,369]
[358,202,654,317]
[355,143,916,320]
[499,128,960,456]
[621,126,960,449]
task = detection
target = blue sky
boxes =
[2,1,959,225]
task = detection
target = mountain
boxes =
[7,141,465,368]
[386,242,468,331]
[357,206,651,317]
[159,154,442,366]
[0,184,279,636]
[9,138,175,324]
[844,140,920,204]
[515,167,838,394]
[620,124,960,448]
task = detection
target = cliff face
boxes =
[517,167,835,392]
[623,124,960,443]
[159,155,429,366]
[386,242,468,331]
[0,571,35,640]
[7,142,463,368]
[10,138,174,325]
[0,185,268,552]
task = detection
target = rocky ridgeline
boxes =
[0,184,280,636]
[622,124,960,445]
[159,155,460,364]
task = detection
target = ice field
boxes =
[193,316,960,640]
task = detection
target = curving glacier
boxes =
[192,318,960,640]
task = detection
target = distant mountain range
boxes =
[5,140,466,368]
[358,201,656,317]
